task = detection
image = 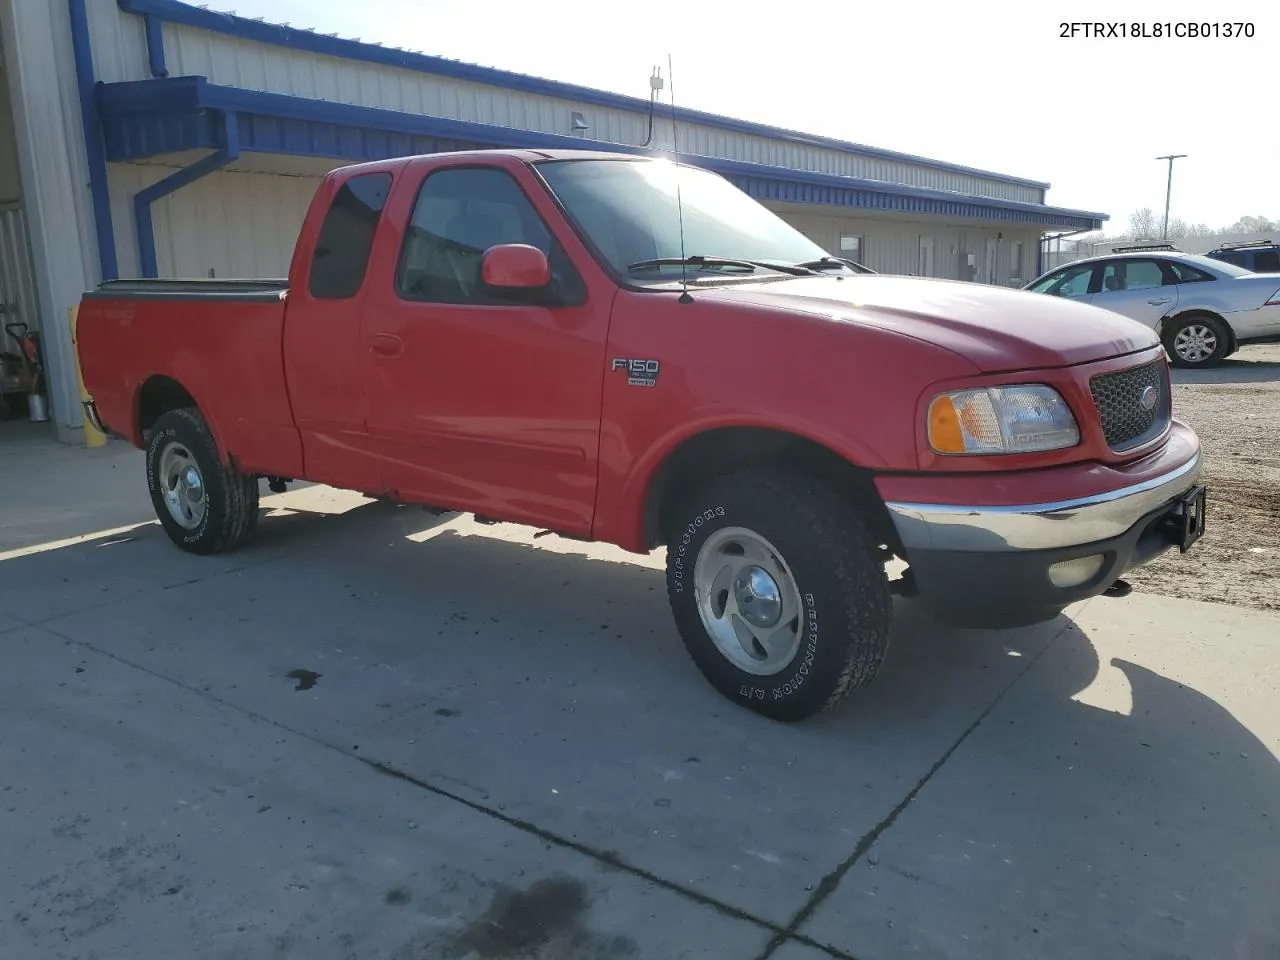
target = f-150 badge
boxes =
[612,358,660,388]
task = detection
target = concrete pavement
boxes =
[1,439,1277,959]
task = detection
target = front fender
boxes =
[597,407,889,553]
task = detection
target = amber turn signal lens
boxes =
[927,395,966,454]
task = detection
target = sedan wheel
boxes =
[1173,324,1218,365]
[1164,315,1229,369]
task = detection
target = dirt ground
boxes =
[1124,343,1280,611]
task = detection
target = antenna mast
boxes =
[668,53,692,303]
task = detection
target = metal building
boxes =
[0,0,1108,443]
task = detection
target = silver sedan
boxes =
[1024,251,1280,368]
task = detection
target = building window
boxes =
[839,234,863,264]
[308,172,392,300]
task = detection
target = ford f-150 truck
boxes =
[76,149,1207,721]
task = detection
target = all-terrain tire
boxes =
[145,407,260,555]
[664,470,892,722]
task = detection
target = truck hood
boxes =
[706,274,1159,372]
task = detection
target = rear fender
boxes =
[131,375,232,465]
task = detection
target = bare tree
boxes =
[1128,207,1157,238]
[1229,215,1278,234]
[1183,223,1215,237]
[1166,218,1189,240]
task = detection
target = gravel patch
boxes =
[1125,344,1280,612]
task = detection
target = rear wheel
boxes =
[1163,314,1229,368]
[664,471,892,722]
[145,407,259,555]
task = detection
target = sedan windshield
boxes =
[535,158,845,283]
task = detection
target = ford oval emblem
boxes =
[1139,385,1159,411]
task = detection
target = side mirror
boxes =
[481,244,552,296]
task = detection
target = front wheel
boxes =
[664,471,892,722]
[1163,314,1229,368]
[145,407,259,555]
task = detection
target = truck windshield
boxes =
[535,158,842,283]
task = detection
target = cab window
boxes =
[308,173,392,300]
[396,166,584,306]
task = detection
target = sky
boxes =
[219,0,1278,232]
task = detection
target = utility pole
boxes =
[1156,154,1187,240]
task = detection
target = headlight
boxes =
[927,384,1079,455]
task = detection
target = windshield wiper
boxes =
[626,256,816,277]
[794,257,875,275]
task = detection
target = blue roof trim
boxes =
[68,0,118,280]
[117,0,1053,193]
[95,78,1106,231]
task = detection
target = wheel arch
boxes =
[636,424,899,554]
[133,375,229,460]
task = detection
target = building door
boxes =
[918,236,936,277]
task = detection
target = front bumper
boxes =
[883,453,1205,628]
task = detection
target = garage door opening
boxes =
[0,18,48,439]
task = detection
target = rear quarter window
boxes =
[308,173,393,299]
[1253,251,1280,272]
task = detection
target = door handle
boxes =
[1147,297,1172,306]
[369,333,404,359]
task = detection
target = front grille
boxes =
[1089,359,1171,452]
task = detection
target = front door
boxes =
[1089,258,1179,330]
[359,161,609,535]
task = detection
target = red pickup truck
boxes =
[77,149,1207,721]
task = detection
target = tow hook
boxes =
[1103,578,1133,598]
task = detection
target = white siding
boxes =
[84,0,1045,205]
[108,161,326,279]
[770,206,1042,285]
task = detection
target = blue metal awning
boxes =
[95,77,1107,233]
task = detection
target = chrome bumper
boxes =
[885,454,1203,553]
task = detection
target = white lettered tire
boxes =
[145,407,259,555]
[665,471,892,721]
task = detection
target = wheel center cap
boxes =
[183,466,203,500]
[734,565,783,628]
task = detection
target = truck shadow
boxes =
[2,500,1277,955]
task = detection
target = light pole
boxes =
[1156,154,1187,240]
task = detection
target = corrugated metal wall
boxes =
[103,156,1045,283]
[108,161,327,278]
[772,207,1042,284]
[84,1,1045,205]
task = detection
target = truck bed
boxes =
[78,278,302,479]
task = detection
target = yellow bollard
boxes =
[68,305,107,448]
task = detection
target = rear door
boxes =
[283,170,395,492]
[359,158,612,534]
[1087,258,1178,329]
